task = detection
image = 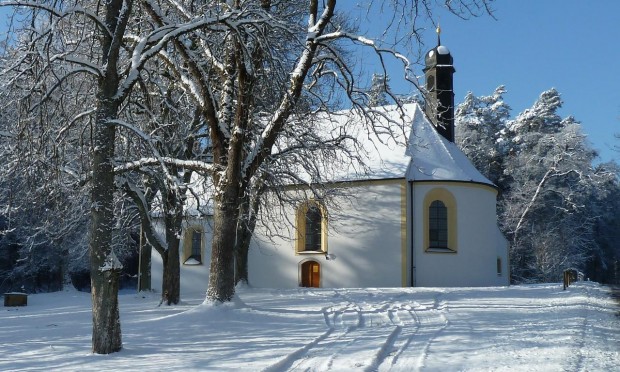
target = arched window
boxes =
[423,188,457,253]
[429,200,448,248]
[296,200,327,253]
[305,204,322,251]
[191,231,202,259]
[183,227,203,265]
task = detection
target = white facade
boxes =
[150,102,510,295]
[249,180,407,288]
[151,217,212,296]
[404,104,510,287]
[410,182,509,287]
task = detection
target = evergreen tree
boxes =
[368,74,391,107]
[456,87,619,283]
[501,89,603,282]
[455,85,511,186]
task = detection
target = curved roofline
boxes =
[409,179,499,191]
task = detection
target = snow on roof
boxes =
[320,104,416,182]
[153,102,493,217]
[437,45,450,55]
[405,104,494,186]
[326,102,493,187]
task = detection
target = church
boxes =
[151,40,510,293]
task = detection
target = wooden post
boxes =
[137,227,151,292]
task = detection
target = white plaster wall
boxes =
[150,180,508,292]
[412,182,510,287]
[248,181,407,288]
[151,218,213,297]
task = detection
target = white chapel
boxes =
[151,40,510,293]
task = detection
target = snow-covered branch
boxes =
[114,157,213,174]
[0,1,111,37]
[118,177,168,255]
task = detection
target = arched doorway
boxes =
[300,260,321,288]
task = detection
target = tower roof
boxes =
[424,25,454,70]
[424,44,454,70]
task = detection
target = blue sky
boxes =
[1,2,618,162]
[385,0,619,163]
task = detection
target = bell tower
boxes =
[423,26,456,142]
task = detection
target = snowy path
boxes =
[0,283,618,371]
[260,291,444,372]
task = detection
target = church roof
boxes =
[319,104,414,182]
[155,102,495,219]
[311,102,494,187]
[405,104,494,187]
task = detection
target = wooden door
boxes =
[301,261,320,287]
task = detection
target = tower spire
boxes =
[423,25,455,142]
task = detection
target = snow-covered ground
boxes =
[1,282,618,371]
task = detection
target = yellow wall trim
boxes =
[182,226,205,264]
[295,200,329,255]
[423,188,458,253]
[414,180,498,195]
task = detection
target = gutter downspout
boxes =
[410,181,416,287]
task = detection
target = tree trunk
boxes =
[207,194,239,302]
[161,190,182,305]
[234,230,250,286]
[206,0,334,302]
[90,102,122,354]
[162,235,180,305]
[89,0,132,353]
[90,265,122,353]
[234,191,260,286]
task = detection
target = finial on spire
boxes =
[436,23,441,46]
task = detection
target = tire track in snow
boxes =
[262,292,416,371]
[376,304,422,371]
[378,294,449,371]
[288,301,379,371]
[366,325,403,372]
[261,302,359,372]
[255,289,450,371]
[416,294,449,369]
[260,326,337,372]
[565,286,590,372]
[321,294,429,371]
[330,290,450,372]
[366,302,424,372]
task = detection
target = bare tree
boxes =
[1,0,137,353]
[1,0,215,353]
[129,0,495,303]
[455,86,510,186]
[1,5,495,354]
[455,87,620,283]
